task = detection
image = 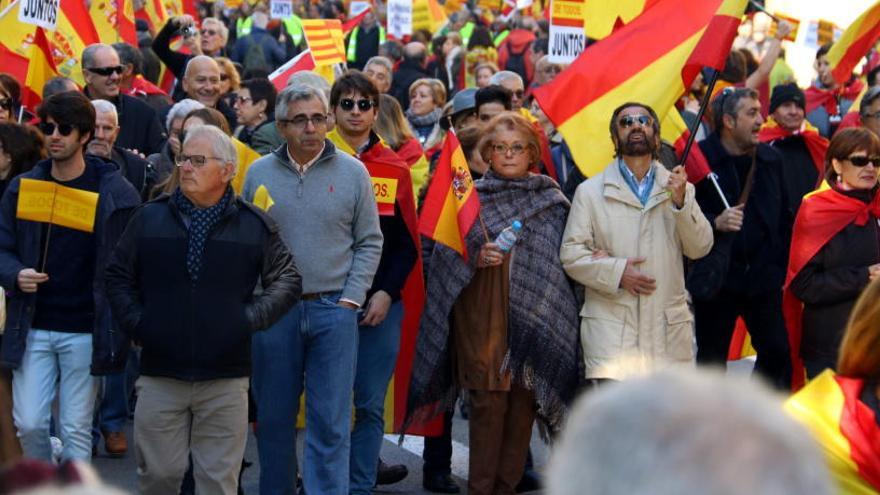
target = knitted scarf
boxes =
[173,186,232,283]
[406,107,443,128]
[406,171,581,433]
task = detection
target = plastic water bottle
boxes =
[495,220,523,253]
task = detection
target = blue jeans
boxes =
[350,301,403,494]
[13,330,97,461]
[252,293,359,495]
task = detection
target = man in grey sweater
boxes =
[242,84,383,495]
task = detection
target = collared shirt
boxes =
[618,159,656,206]
[287,142,325,175]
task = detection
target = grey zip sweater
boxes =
[242,140,383,305]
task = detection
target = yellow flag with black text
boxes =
[17,179,99,233]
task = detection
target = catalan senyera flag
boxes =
[22,27,59,111]
[534,0,747,178]
[418,132,480,260]
[785,370,880,494]
[17,179,100,233]
[0,0,100,86]
[268,49,317,91]
[827,1,880,85]
[302,19,346,66]
[582,0,662,40]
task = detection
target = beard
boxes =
[620,131,656,157]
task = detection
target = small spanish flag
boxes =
[827,1,880,86]
[418,132,480,259]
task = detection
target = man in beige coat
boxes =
[560,102,713,380]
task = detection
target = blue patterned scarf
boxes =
[173,187,233,283]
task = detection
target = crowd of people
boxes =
[0,0,878,494]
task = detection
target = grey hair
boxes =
[81,43,115,68]
[90,99,118,124]
[365,56,393,73]
[166,98,205,130]
[861,86,880,115]
[112,42,143,74]
[547,369,833,495]
[41,76,78,100]
[285,71,331,99]
[251,11,269,29]
[488,70,523,87]
[201,17,229,43]
[182,124,238,175]
[276,83,329,120]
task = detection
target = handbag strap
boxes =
[737,152,758,205]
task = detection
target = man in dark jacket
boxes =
[346,9,385,71]
[81,43,166,155]
[0,92,141,462]
[390,42,428,111]
[105,124,301,494]
[693,88,792,390]
[230,11,286,72]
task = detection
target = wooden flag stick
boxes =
[39,224,52,273]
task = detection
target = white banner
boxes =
[548,0,586,64]
[349,1,370,18]
[270,0,293,19]
[386,0,412,39]
[18,0,58,30]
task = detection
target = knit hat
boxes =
[769,83,806,114]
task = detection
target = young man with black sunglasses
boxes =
[81,43,166,156]
[0,91,140,463]
[327,71,419,493]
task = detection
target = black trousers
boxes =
[694,289,792,390]
[423,411,454,476]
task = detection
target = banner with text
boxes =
[16,179,99,233]
[18,0,58,29]
[269,0,292,19]
[387,0,412,39]
[548,0,586,64]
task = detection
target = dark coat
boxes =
[764,135,820,218]
[0,158,141,373]
[790,188,880,363]
[86,90,166,156]
[105,192,302,381]
[390,60,428,110]
[696,133,792,296]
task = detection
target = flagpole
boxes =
[678,68,732,210]
[39,225,52,273]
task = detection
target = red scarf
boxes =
[759,118,829,180]
[395,137,424,168]
[804,79,865,115]
[836,375,880,490]
[783,186,880,390]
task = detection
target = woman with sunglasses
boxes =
[786,127,880,382]
[408,112,580,495]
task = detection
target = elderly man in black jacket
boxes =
[105,124,301,495]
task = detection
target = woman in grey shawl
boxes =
[407,112,581,495]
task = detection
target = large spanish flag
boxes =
[22,28,59,111]
[135,0,168,34]
[91,0,135,44]
[418,132,480,260]
[785,370,880,494]
[827,1,880,86]
[582,0,662,40]
[534,0,747,178]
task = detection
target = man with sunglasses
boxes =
[693,87,793,391]
[561,102,713,382]
[327,72,418,493]
[81,44,165,156]
[242,84,383,495]
[0,91,141,463]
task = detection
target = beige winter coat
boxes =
[560,160,713,380]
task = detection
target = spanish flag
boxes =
[827,1,880,86]
[22,27,59,111]
[302,19,346,66]
[418,132,480,260]
[759,118,828,180]
[533,0,747,178]
[91,0,136,44]
[135,0,168,34]
[661,108,712,183]
[582,0,662,40]
[785,370,880,494]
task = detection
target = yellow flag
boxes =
[16,179,56,223]
[16,179,99,233]
[252,185,275,212]
[231,138,262,195]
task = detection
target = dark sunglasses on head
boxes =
[0,98,11,110]
[86,65,124,76]
[846,155,880,167]
[339,98,376,112]
[619,114,653,128]
[39,122,75,136]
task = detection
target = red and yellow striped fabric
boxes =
[582,0,663,40]
[22,28,59,111]
[302,19,346,66]
[828,1,880,86]
[533,0,747,178]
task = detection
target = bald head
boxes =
[403,42,427,66]
[183,55,222,107]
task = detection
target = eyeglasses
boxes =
[861,111,880,120]
[235,95,252,104]
[339,98,376,112]
[85,65,124,76]
[541,65,562,75]
[200,29,217,36]
[0,98,11,110]
[279,114,329,129]
[491,143,527,156]
[220,74,230,82]
[512,90,524,99]
[618,114,653,128]
[38,122,75,136]
[175,154,224,167]
[845,155,880,167]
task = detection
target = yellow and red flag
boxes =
[135,0,168,34]
[302,19,346,66]
[22,27,59,111]
[267,49,317,91]
[90,0,135,44]
[534,0,747,178]
[582,0,662,40]
[827,1,880,85]
[418,131,480,259]
[785,370,880,493]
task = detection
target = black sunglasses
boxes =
[339,98,376,112]
[39,122,75,136]
[0,98,11,110]
[86,65,124,76]
[846,155,880,167]
[619,114,653,128]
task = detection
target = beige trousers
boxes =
[134,376,248,495]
